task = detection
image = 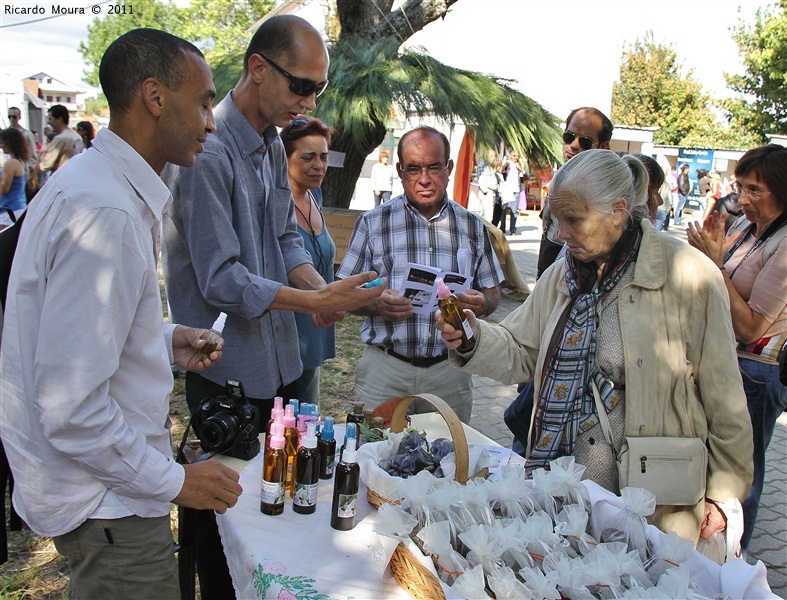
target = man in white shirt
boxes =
[0,28,241,599]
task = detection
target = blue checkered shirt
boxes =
[337,195,503,358]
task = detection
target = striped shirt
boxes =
[724,218,787,363]
[337,195,503,358]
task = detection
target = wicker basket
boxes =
[370,393,473,600]
[365,393,471,508]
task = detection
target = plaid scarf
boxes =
[527,219,642,471]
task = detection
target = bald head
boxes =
[244,15,325,72]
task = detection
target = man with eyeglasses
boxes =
[6,107,38,181]
[161,15,381,597]
[537,107,614,278]
[338,126,503,424]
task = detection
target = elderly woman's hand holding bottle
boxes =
[435,308,479,352]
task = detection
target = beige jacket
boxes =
[453,220,753,541]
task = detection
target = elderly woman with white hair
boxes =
[437,149,753,545]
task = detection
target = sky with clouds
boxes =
[0,0,775,122]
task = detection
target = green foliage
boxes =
[78,0,182,87]
[723,0,787,142]
[79,0,273,88]
[611,31,761,149]
[177,0,275,66]
[316,37,561,167]
[611,32,715,146]
[84,94,109,116]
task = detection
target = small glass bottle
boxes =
[346,401,365,425]
[318,416,337,480]
[359,408,376,446]
[201,312,227,359]
[261,423,287,516]
[283,404,299,496]
[435,277,476,352]
[293,423,320,514]
[330,437,360,531]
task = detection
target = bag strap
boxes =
[590,379,614,447]
[3,208,16,224]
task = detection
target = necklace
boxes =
[294,193,314,234]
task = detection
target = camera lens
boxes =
[199,412,240,451]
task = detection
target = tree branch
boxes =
[338,0,460,44]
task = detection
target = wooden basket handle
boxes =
[389,393,469,485]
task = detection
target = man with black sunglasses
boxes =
[537,106,614,278]
[161,15,382,598]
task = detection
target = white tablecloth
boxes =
[217,423,411,600]
[216,415,776,599]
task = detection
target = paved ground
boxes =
[465,210,787,597]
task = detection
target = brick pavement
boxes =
[466,210,787,597]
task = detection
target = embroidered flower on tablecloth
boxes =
[277,591,297,600]
[266,561,287,575]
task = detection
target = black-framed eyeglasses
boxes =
[7,114,18,119]
[732,182,769,201]
[257,53,329,97]
[398,162,451,180]
[563,130,595,151]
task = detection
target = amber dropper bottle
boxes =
[260,423,287,515]
[283,404,299,496]
[435,278,476,352]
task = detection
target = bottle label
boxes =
[293,482,318,507]
[336,493,357,518]
[461,318,474,339]
[261,479,285,506]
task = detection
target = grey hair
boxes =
[549,149,649,221]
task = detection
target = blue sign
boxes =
[678,148,715,210]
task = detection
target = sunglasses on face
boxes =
[562,130,595,151]
[257,53,329,97]
[8,115,18,119]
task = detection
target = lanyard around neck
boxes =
[723,214,787,278]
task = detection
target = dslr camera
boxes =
[193,379,260,461]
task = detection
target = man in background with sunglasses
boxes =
[161,15,382,598]
[536,107,614,278]
[6,107,38,185]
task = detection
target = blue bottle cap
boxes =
[344,422,357,445]
[288,398,299,416]
[321,416,334,441]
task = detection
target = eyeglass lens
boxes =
[563,131,594,151]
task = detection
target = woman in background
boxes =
[76,121,95,151]
[280,117,337,407]
[0,128,29,229]
[688,144,787,553]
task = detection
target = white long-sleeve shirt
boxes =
[0,128,185,537]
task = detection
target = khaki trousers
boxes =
[54,515,179,600]
[354,345,474,423]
